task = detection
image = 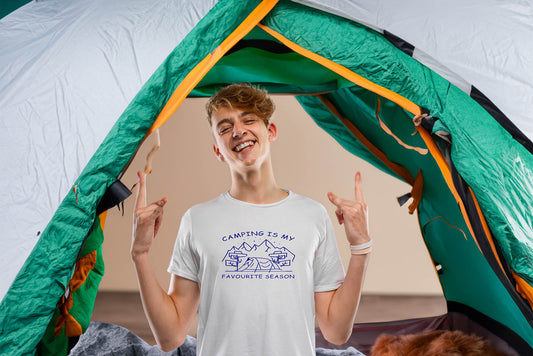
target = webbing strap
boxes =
[317,95,415,186]
[375,98,428,155]
[408,170,424,214]
[144,129,160,175]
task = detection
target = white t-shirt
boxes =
[168,191,345,356]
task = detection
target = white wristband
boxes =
[350,239,373,250]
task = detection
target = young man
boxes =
[131,84,371,355]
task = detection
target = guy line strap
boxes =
[317,95,414,185]
[130,129,161,193]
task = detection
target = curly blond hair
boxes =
[206,83,275,126]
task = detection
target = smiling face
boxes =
[211,106,277,171]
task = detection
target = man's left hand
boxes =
[327,172,370,246]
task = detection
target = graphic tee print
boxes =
[223,238,295,271]
[168,191,345,356]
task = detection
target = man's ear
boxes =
[267,122,278,142]
[213,144,225,162]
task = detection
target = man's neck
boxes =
[228,163,288,204]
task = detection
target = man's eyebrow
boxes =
[216,112,256,129]
[239,111,254,118]
[216,118,233,129]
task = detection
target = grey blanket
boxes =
[70,321,364,355]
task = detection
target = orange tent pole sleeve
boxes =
[258,24,421,116]
[416,126,480,251]
[147,0,279,135]
[513,271,533,309]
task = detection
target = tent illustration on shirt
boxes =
[222,240,295,272]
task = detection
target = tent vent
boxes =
[225,39,292,56]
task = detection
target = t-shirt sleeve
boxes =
[314,207,345,292]
[167,210,199,282]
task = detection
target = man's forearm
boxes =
[132,253,185,351]
[321,254,369,344]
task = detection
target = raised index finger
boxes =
[135,171,147,210]
[354,172,366,204]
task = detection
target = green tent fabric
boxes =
[1,0,532,355]
[37,216,105,355]
[0,0,31,19]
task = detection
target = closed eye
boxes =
[218,126,232,134]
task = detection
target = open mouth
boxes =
[233,140,255,152]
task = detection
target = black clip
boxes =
[397,192,412,207]
[96,180,132,216]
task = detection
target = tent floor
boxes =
[92,291,446,345]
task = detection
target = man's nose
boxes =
[232,123,246,138]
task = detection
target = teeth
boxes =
[235,141,254,152]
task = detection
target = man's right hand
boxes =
[131,171,167,258]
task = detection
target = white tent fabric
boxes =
[296,0,533,140]
[0,0,217,301]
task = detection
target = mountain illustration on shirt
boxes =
[222,239,295,272]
